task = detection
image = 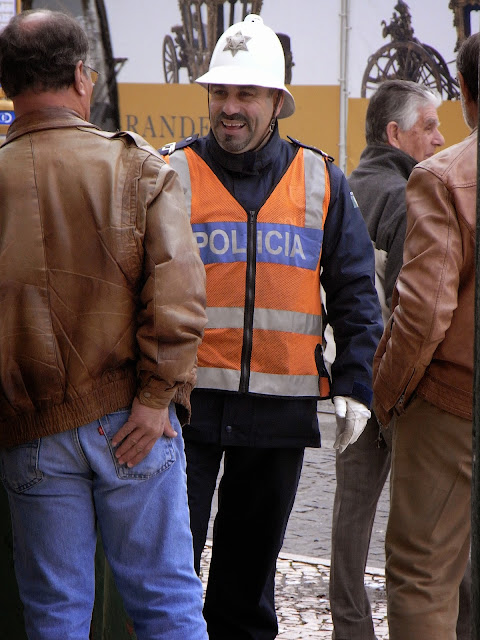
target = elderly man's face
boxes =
[396,104,445,162]
[209,84,281,153]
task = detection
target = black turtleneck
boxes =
[190,124,297,213]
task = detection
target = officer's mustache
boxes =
[216,113,249,125]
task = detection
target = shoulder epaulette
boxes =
[287,135,335,163]
[109,130,162,159]
[159,133,199,156]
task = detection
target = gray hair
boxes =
[365,80,441,145]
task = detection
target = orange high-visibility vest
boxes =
[168,145,330,398]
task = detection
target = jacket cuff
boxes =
[172,379,195,426]
[331,380,373,409]
[137,387,172,410]
[372,398,392,427]
[138,367,197,426]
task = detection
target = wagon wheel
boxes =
[361,41,443,98]
[163,35,179,83]
[422,44,460,100]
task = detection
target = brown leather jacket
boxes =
[373,130,476,424]
[0,108,207,447]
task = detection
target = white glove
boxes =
[333,396,371,454]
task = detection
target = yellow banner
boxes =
[117,83,469,174]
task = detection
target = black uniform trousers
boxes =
[184,389,319,639]
[185,440,304,640]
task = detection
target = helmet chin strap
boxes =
[269,94,280,132]
[253,90,281,151]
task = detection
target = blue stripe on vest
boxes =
[192,221,323,270]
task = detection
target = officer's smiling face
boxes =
[209,84,282,153]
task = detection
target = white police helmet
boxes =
[195,14,295,119]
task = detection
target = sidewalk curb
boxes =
[205,539,385,578]
[277,550,385,578]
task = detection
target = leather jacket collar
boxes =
[4,107,99,146]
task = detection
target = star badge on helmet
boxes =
[223,31,251,56]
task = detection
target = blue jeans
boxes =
[0,404,207,640]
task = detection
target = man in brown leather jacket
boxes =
[373,33,478,640]
[0,10,208,640]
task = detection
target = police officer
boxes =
[161,15,382,640]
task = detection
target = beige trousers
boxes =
[386,396,471,640]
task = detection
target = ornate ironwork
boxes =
[361,0,460,100]
[449,0,480,51]
[382,0,415,42]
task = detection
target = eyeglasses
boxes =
[85,65,99,86]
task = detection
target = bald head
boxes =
[0,9,89,99]
[19,8,51,29]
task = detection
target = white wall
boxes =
[105,0,462,97]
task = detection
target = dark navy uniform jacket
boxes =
[161,126,382,448]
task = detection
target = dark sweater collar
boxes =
[205,124,282,175]
[357,144,418,178]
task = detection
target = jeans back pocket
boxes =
[99,409,176,480]
[0,440,43,493]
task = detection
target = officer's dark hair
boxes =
[456,33,479,104]
[0,9,89,99]
[365,79,441,145]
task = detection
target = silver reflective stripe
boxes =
[253,308,322,335]
[304,149,326,229]
[205,307,322,335]
[196,367,320,397]
[169,151,192,216]
[249,371,319,397]
[196,367,241,391]
[206,307,244,329]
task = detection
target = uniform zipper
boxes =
[239,210,257,393]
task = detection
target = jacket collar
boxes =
[205,123,282,176]
[4,107,100,146]
[357,144,418,179]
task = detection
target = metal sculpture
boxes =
[449,0,480,50]
[361,0,460,100]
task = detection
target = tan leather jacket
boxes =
[0,108,207,447]
[373,130,476,424]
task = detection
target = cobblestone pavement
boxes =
[200,544,389,640]
[202,401,390,639]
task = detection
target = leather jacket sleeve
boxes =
[373,164,463,424]
[135,159,207,411]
